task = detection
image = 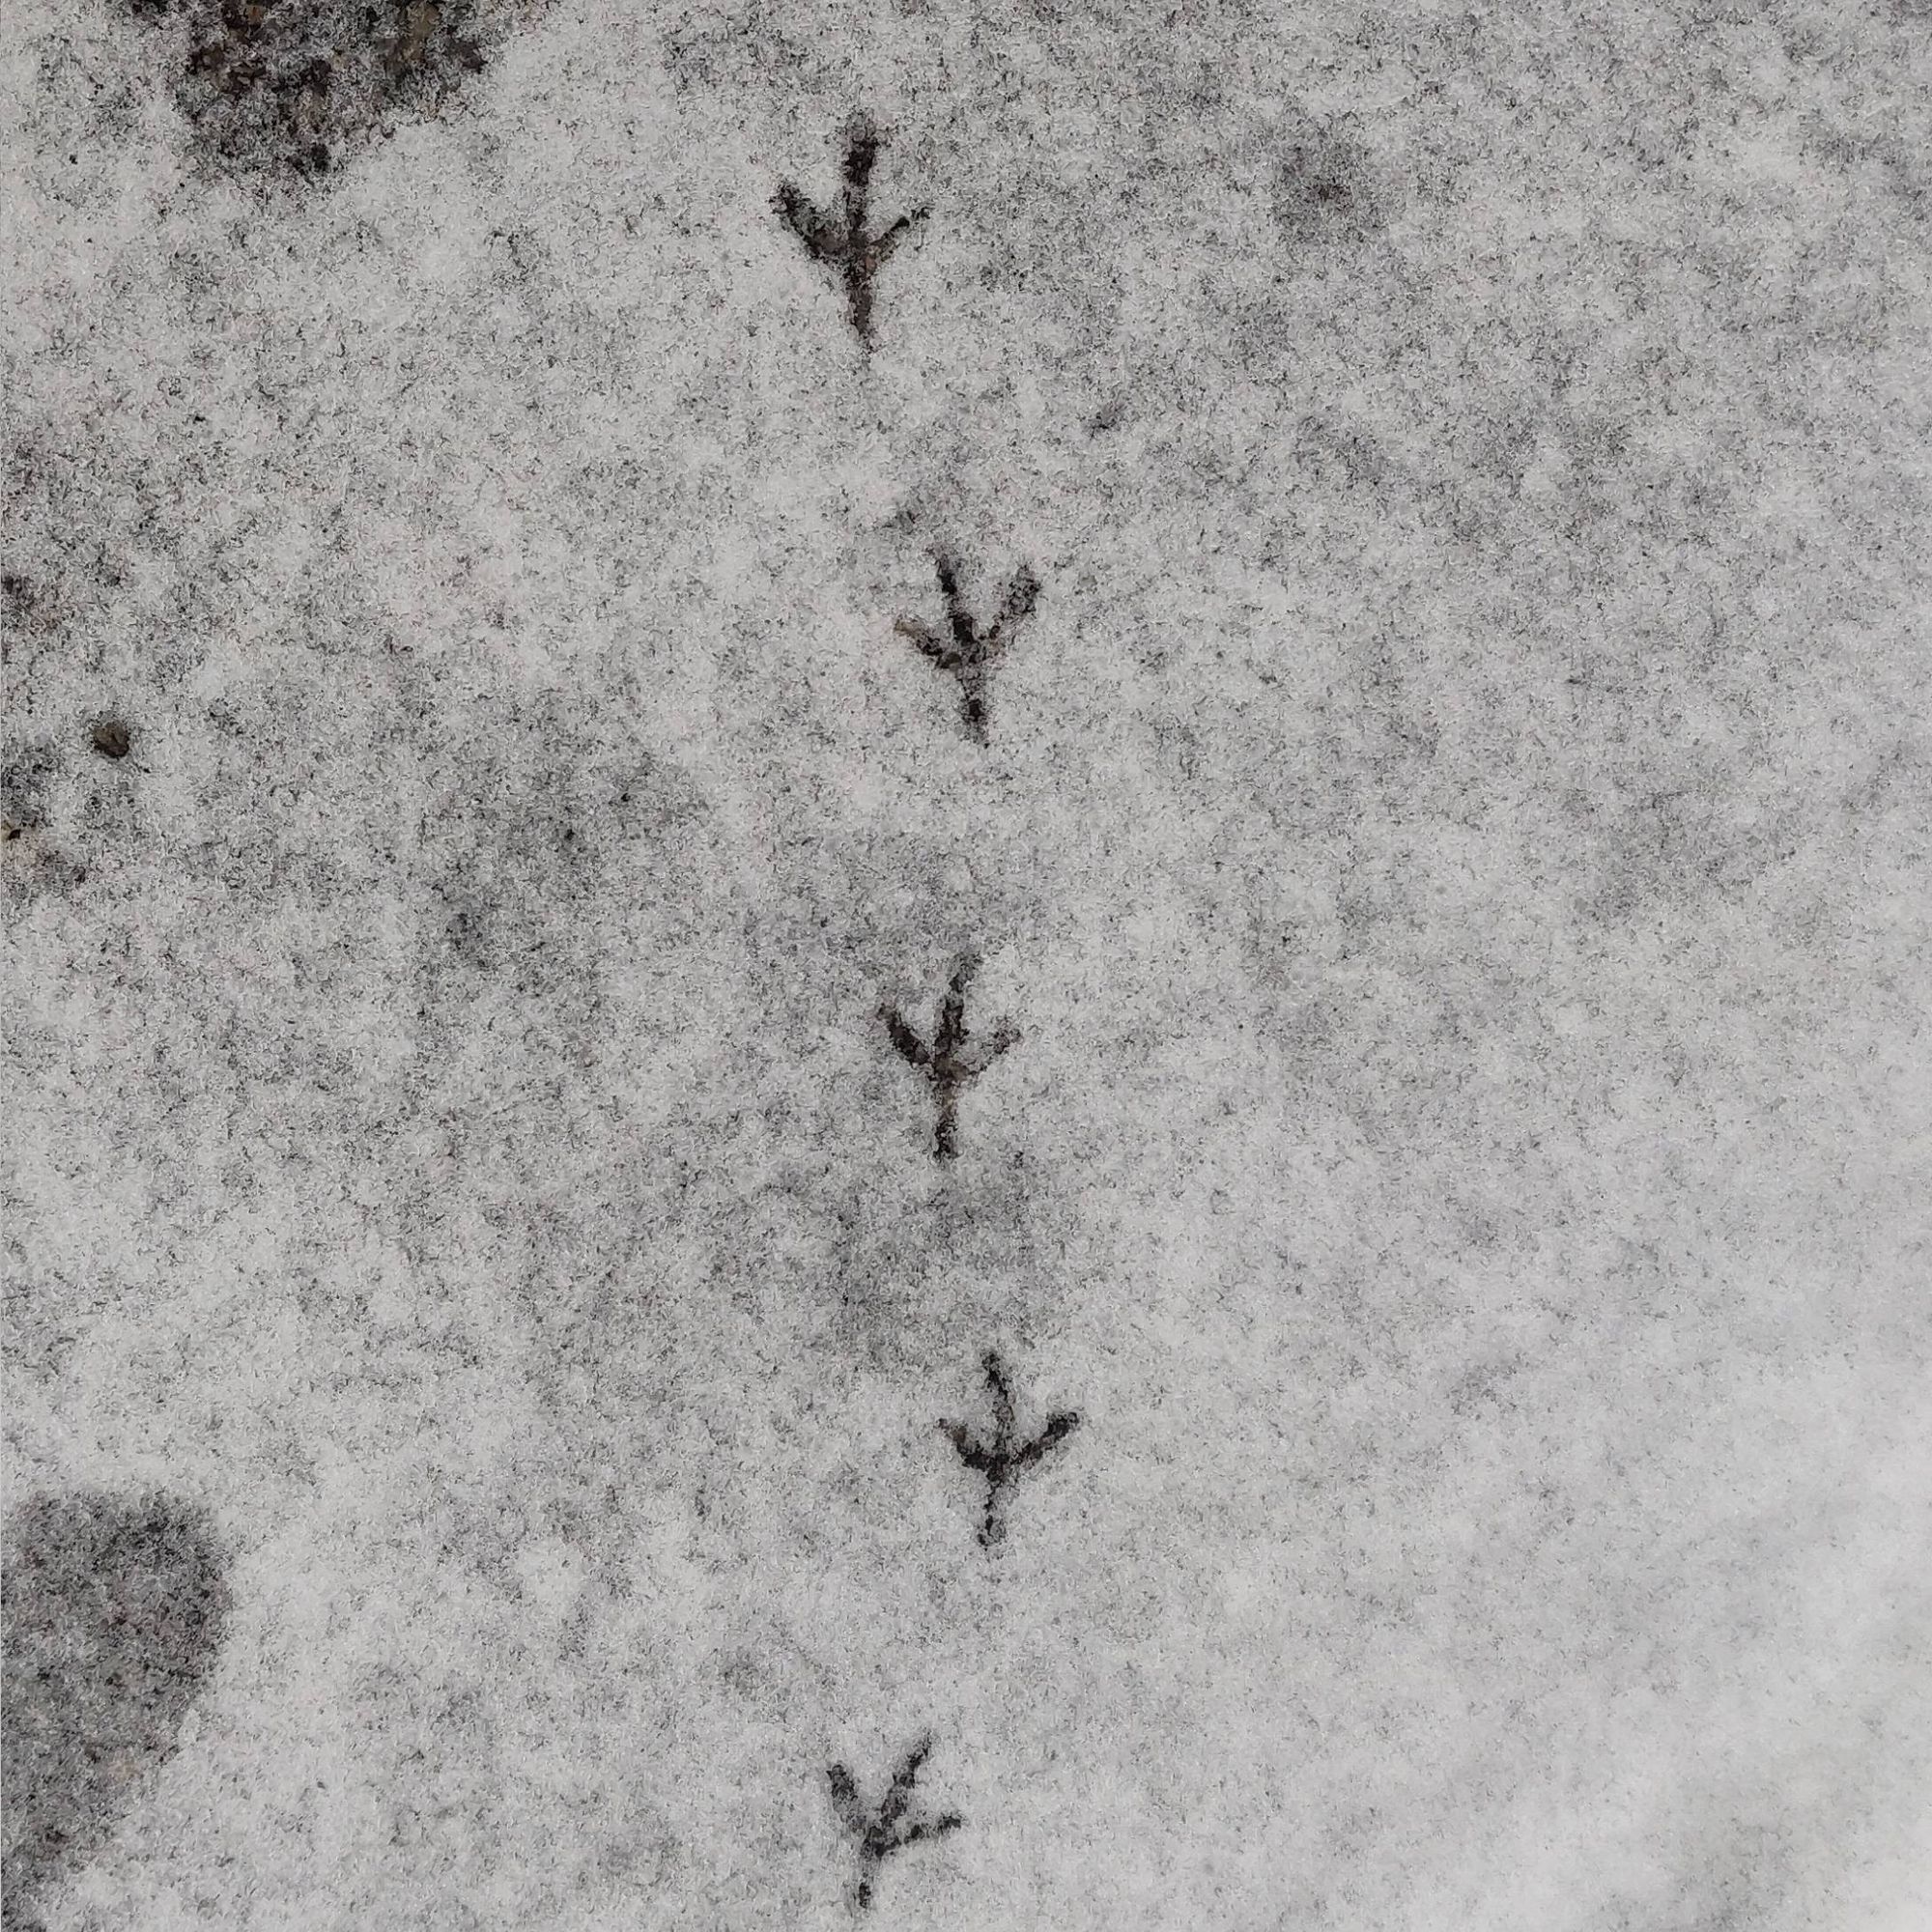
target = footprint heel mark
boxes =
[940,1350,1082,1548]
[880,951,1018,1161]
[826,1734,962,1911]
[2,1492,232,1932]
[895,553,1039,745]
[775,112,927,347]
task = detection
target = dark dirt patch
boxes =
[1,575,37,630]
[2,1492,232,1932]
[90,718,132,760]
[115,0,492,181]
[1,743,59,842]
[1271,125,1383,250]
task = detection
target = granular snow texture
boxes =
[4,2,1930,1928]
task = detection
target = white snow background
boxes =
[4,0,1929,1926]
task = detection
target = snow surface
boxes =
[5,1,1930,1926]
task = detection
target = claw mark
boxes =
[775,113,926,347]
[941,1350,1082,1548]
[827,1734,962,1911]
[894,553,1040,745]
[880,952,1018,1161]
